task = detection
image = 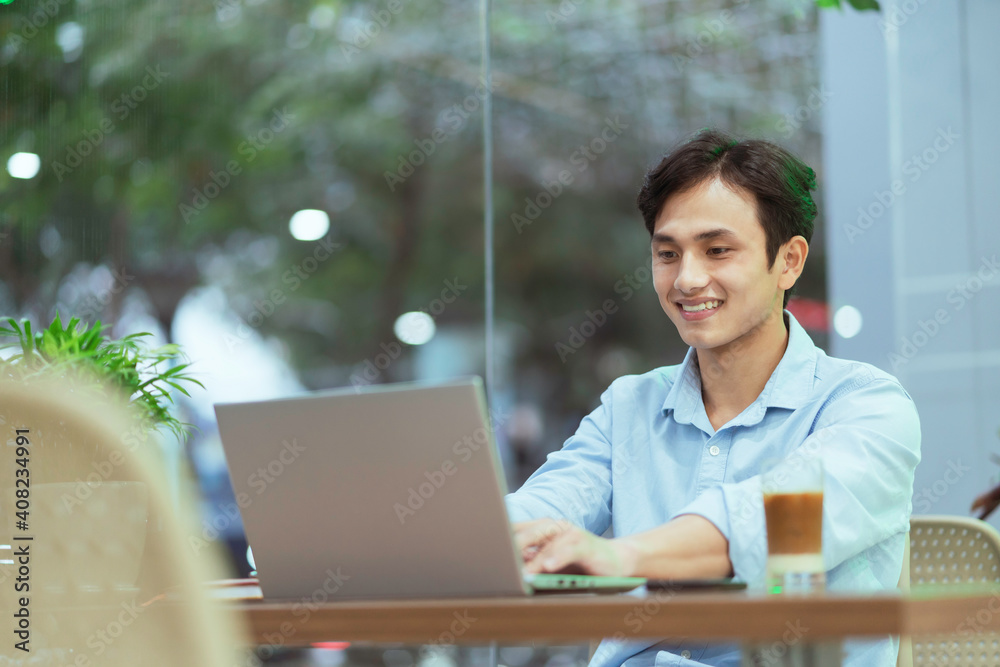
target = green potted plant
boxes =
[0,313,203,441]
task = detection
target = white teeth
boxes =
[681,300,721,312]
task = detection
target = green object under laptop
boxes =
[526,573,647,594]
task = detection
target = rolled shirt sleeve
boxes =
[504,385,616,535]
[677,376,922,587]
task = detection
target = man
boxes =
[504,129,921,666]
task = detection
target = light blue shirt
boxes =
[504,311,921,667]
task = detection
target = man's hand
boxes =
[512,518,639,576]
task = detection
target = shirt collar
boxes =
[660,310,818,424]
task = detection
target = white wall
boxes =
[821,0,1000,522]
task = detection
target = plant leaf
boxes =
[22,320,34,356]
[164,380,192,397]
[2,315,202,443]
[846,0,879,8]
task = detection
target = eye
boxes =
[708,247,730,256]
[657,250,676,260]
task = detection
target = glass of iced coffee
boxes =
[762,455,824,594]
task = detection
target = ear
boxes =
[776,236,809,292]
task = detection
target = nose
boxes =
[673,253,710,295]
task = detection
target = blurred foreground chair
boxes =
[0,378,250,666]
[907,515,1000,667]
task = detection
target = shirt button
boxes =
[681,650,692,659]
[709,445,720,456]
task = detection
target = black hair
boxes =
[636,128,817,308]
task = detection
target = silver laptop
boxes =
[213,376,645,600]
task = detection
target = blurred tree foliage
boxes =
[1,0,828,456]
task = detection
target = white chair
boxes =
[0,378,250,665]
[907,515,1000,667]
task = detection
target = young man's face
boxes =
[650,177,788,352]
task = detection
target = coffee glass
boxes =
[762,455,824,594]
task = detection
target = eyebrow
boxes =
[651,228,737,244]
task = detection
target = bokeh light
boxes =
[393,312,435,346]
[6,152,41,179]
[833,305,863,339]
[289,209,330,241]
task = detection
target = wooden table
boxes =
[224,585,1000,665]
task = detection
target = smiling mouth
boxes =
[678,300,723,313]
